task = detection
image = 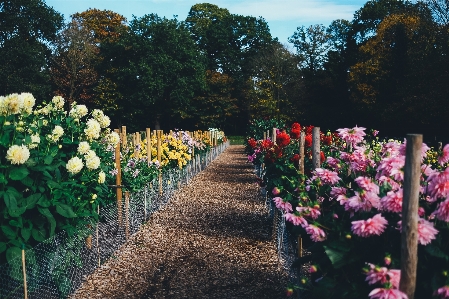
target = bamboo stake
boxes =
[97,204,100,267]
[121,126,127,148]
[22,249,28,299]
[312,127,321,169]
[272,128,277,144]
[115,129,123,226]
[399,134,422,299]
[124,191,130,240]
[263,131,267,140]
[146,128,151,165]
[299,132,305,175]
[157,130,162,195]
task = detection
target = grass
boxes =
[227,135,245,145]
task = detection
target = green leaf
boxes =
[26,193,41,209]
[38,207,56,236]
[0,242,6,253]
[56,203,77,218]
[21,227,31,242]
[47,180,62,189]
[37,195,51,207]
[9,218,23,228]
[323,245,351,269]
[0,173,7,184]
[32,227,46,242]
[44,155,54,165]
[4,192,18,210]
[1,225,17,240]
[21,176,34,187]
[425,245,449,261]
[9,166,30,180]
[9,206,26,217]
[6,246,22,263]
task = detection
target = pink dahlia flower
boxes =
[418,218,439,245]
[427,167,449,201]
[336,126,366,146]
[376,155,405,182]
[348,191,380,212]
[326,157,341,170]
[272,197,293,213]
[297,206,321,219]
[435,286,449,298]
[439,144,449,166]
[399,139,430,160]
[368,288,408,299]
[381,189,403,213]
[365,263,401,288]
[355,176,380,194]
[284,213,308,227]
[330,187,347,199]
[305,224,326,242]
[314,168,341,185]
[351,214,388,237]
[433,198,449,222]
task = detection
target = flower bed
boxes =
[246,122,449,298]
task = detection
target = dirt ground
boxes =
[70,145,288,299]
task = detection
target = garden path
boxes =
[71,145,287,299]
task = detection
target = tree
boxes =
[0,0,63,100]
[70,9,128,119]
[288,24,331,74]
[187,70,238,129]
[50,19,98,106]
[114,14,206,131]
[248,42,303,122]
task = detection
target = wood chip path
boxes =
[71,145,287,299]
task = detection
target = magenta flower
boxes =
[330,187,347,199]
[368,288,408,299]
[305,224,326,242]
[417,218,439,245]
[376,155,405,182]
[439,144,449,165]
[326,157,341,170]
[355,176,380,194]
[348,191,380,212]
[433,198,449,222]
[297,206,321,220]
[351,214,388,237]
[365,263,401,288]
[314,168,341,185]
[435,286,449,298]
[272,197,293,213]
[427,167,449,201]
[284,213,308,227]
[336,126,366,146]
[381,189,403,213]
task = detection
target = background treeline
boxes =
[1,0,449,142]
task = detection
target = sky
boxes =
[45,0,369,46]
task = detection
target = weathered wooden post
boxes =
[399,134,422,299]
[121,126,127,148]
[22,248,28,299]
[312,127,321,169]
[299,132,305,175]
[272,128,277,144]
[146,128,152,164]
[114,129,123,226]
[157,130,163,195]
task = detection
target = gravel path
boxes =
[71,145,287,299]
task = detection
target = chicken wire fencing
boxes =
[255,164,303,294]
[0,142,229,299]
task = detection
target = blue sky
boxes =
[45,0,368,46]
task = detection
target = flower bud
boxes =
[309,265,318,273]
[272,187,281,196]
[384,256,391,266]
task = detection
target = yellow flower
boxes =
[78,141,90,155]
[6,144,30,164]
[98,171,106,184]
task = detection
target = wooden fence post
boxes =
[121,126,127,149]
[22,248,28,299]
[97,205,100,266]
[272,128,277,144]
[399,134,422,299]
[157,130,163,195]
[114,129,123,226]
[299,132,305,175]
[146,128,151,165]
[312,127,321,169]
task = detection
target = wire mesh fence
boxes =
[0,142,229,299]
[255,164,301,289]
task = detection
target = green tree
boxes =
[0,0,63,100]
[114,14,206,131]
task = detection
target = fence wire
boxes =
[0,142,229,299]
[255,164,301,293]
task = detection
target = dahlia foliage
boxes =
[0,92,224,266]
[246,121,449,298]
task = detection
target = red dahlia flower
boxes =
[276,132,291,147]
[305,135,312,147]
[248,138,257,148]
[290,129,300,139]
[291,122,301,131]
